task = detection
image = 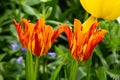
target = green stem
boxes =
[34,56,39,80]
[69,60,79,80]
[86,55,92,80]
[18,1,21,21]
[26,49,34,80]
[64,69,67,80]
[43,56,48,80]
[26,49,30,80]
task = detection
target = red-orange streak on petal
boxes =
[22,19,34,37]
[51,25,64,43]
[33,18,55,56]
[83,36,103,60]
[71,33,85,60]
[84,23,99,44]
[34,32,41,56]
[83,29,107,60]
[13,20,25,47]
[33,19,44,56]
[60,24,73,47]
[74,19,85,47]
[21,19,29,47]
[71,19,87,61]
[43,25,53,55]
[21,19,34,48]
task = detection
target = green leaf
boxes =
[40,0,52,3]
[0,75,4,80]
[94,46,108,68]
[95,67,107,80]
[0,54,6,61]
[76,67,86,80]
[26,49,34,80]
[106,53,119,66]
[54,45,69,55]
[106,69,120,80]
[69,60,79,80]
[24,0,41,6]
[46,20,61,26]
[22,3,40,18]
[49,54,67,80]
[85,55,92,80]
[45,7,53,19]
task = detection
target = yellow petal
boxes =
[82,16,97,33]
[80,0,102,18]
[104,1,120,20]
[80,0,120,20]
[80,0,90,14]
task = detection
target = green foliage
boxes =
[0,0,120,80]
[21,3,40,18]
[99,20,120,52]
[95,67,107,80]
[49,54,67,80]
[0,54,6,61]
[0,75,4,80]
[106,69,120,80]
[0,58,25,80]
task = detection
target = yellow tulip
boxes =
[80,0,120,20]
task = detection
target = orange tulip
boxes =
[61,19,107,61]
[14,18,63,56]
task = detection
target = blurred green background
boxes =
[0,0,120,80]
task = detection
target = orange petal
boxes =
[83,36,103,60]
[74,19,86,47]
[43,25,53,54]
[74,19,82,33]
[13,20,25,46]
[34,32,41,56]
[60,24,73,45]
[51,25,64,43]
[83,29,107,60]
[22,19,34,48]
[85,23,98,43]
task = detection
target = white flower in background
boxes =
[117,16,120,24]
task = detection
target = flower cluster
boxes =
[14,18,107,61]
[14,0,120,61]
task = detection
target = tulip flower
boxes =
[61,19,107,61]
[80,0,120,20]
[14,18,63,56]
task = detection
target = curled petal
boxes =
[13,20,25,47]
[60,24,73,45]
[51,25,64,43]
